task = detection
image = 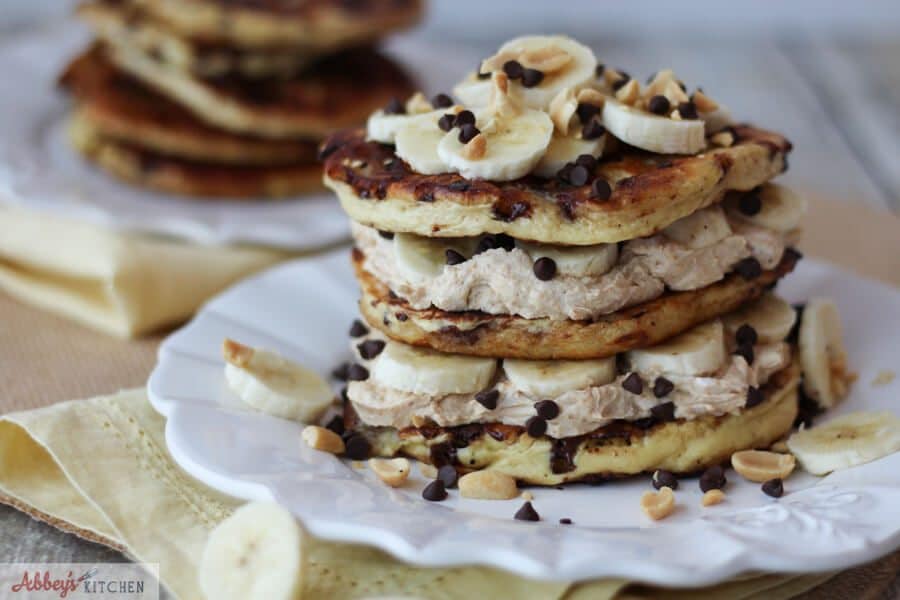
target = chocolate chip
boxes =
[622,372,643,395]
[559,518,573,525]
[533,257,557,281]
[556,163,574,182]
[567,164,590,186]
[611,75,630,91]
[344,434,370,460]
[746,385,764,408]
[325,415,344,436]
[458,123,480,144]
[735,343,755,365]
[349,319,369,337]
[735,324,758,347]
[650,377,673,398]
[475,389,499,410]
[699,465,726,492]
[677,101,698,119]
[734,257,762,280]
[503,60,524,79]
[475,235,497,254]
[422,479,448,501]
[650,401,676,422]
[431,93,453,108]
[576,102,601,123]
[652,469,679,490]
[438,465,459,488]
[494,233,516,251]
[438,113,456,132]
[575,154,598,170]
[521,68,544,88]
[445,249,466,265]
[347,364,369,381]
[331,362,350,381]
[396,313,408,322]
[595,63,605,77]
[514,501,540,521]
[582,119,606,140]
[455,110,475,127]
[738,189,762,215]
[534,400,560,420]
[647,95,670,115]
[525,416,547,437]
[377,229,395,240]
[591,178,612,201]
[384,97,405,115]
[357,339,386,360]
[762,478,784,498]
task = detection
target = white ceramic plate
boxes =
[0,25,481,249]
[148,250,900,586]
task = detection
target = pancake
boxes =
[353,247,800,359]
[60,47,318,165]
[105,42,416,139]
[78,1,312,78]
[343,360,800,486]
[68,112,323,198]
[131,0,423,51]
[322,127,792,245]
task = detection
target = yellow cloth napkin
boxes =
[0,390,837,599]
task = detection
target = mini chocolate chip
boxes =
[595,63,605,77]
[746,385,764,408]
[475,236,497,254]
[738,189,762,215]
[647,95,670,115]
[582,119,606,140]
[575,154,598,170]
[556,163,574,182]
[734,257,762,280]
[525,416,547,437]
[325,415,344,435]
[699,465,726,492]
[534,400,560,420]
[431,93,453,108]
[503,60,524,79]
[650,401,676,422]
[611,76,630,91]
[384,97,405,115]
[445,249,466,265]
[762,478,784,498]
[591,178,612,201]
[521,68,544,87]
[347,363,369,381]
[357,339,386,360]
[494,233,516,251]
[576,102,601,123]
[677,101,698,119]
[377,229,395,240]
[622,372,643,395]
[735,343,755,365]
[438,113,456,131]
[458,123,480,143]
[533,257,557,281]
[438,464,459,488]
[514,501,540,521]
[349,319,369,337]
[567,164,590,186]
[422,479,448,501]
[344,434,371,460]
[652,469,679,490]
[454,110,476,127]
[331,362,350,381]
[559,518,573,525]
[475,389,499,410]
[652,376,674,398]
[396,313,408,322]
[736,324,758,346]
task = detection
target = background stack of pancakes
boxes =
[59,0,421,198]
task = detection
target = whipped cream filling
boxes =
[353,218,787,321]
[347,342,792,439]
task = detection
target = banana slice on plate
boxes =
[503,357,616,397]
[628,320,727,376]
[723,293,797,344]
[602,98,706,155]
[532,133,606,178]
[517,240,618,277]
[726,183,807,233]
[199,501,303,600]
[365,92,436,144]
[394,111,453,175]
[393,233,479,282]
[223,339,332,422]
[662,205,732,249]
[799,298,853,408]
[371,341,497,395]
[787,411,900,475]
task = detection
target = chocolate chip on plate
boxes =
[745,385,764,408]
[677,101,698,119]
[582,119,606,140]
[331,362,350,381]
[344,434,371,460]
[591,178,612,201]
[762,478,784,498]
[346,363,370,381]
[734,257,762,280]
[699,465,726,492]
[652,376,674,398]
[735,343,755,365]
[559,518,573,525]
[445,249,466,265]
[652,469,679,490]
[735,324,758,346]
[438,113,456,132]
[422,479,448,501]
[650,401,676,422]
[514,501,540,521]
[458,123,480,144]
[738,189,762,216]
[503,60,524,79]
[384,97,405,115]
[534,400,560,420]
[533,257,557,281]
[521,68,544,87]
[622,372,643,395]
[356,339,386,360]
[647,95,670,115]
[431,93,454,108]
[438,465,459,488]
[475,389,499,410]
[525,416,547,437]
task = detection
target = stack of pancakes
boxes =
[59,0,421,198]
[322,35,822,485]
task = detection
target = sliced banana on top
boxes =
[392,233,479,283]
[532,133,606,178]
[199,501,304,600]
[394,110,454,175]
[223,339,332,422]
[662,205,732,249]
[723,293,797,344]
[787,411,900,475]
[726,183,807,233]
[602,98,706,155]
[503,357,616,398]
[628,320,727,376]
[517,239,618,277]
[371,341,498,396]
[799,298,853,409]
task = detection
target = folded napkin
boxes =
[0,390,851,600]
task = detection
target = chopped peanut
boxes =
[710,130,735,147]
[369,458,411,487]
[641,486,676,521]
[615,79,640,105]
[459,470,519,500]
[301,425,345,454]
[405,92,433,115]
[549,87,578,134]
[702,489,726,507]
[461,134,487,160]
[731,450,796,483]
[419,462,438,479]
[222,338,254,367]
[692,89,719,113]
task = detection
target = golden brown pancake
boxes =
[322,127,792,245]
[353,247,800,359]
[343,361,800,486]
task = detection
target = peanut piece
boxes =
[576,88,606,106]
[369,458,411,487]
[461,133,487,160]
[520,46,572,73]
[692,89,719,113]
[222,338,254,367]
[640,486,675,521]
[701,489,726,507]
[615,79,640,105]
[549,87,577,135]
[520,491,534,501]
[770,439,790,453]
[459,470,518,500]
[710,131,735,147]
[404,92,432,115]
[301,425,345,454]
[731,450,796,483]
[419,462,438,478]
[664,80,689,105]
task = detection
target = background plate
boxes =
[148,251,900,586]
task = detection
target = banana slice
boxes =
[628,320,727,376]
[394,111,452,175]
[199,501,303,600]
[504,357,616,397]
[723,293,797,344]
[532,133,606,178]
[393,233,479,283]
[371,341,497,395]
[517,240,618,277]
[602,98,706,154]
[365,93,436,143]
[787,411,900,475]
[223,339,331,422]
[799,298,853,408]
[662,205,732,249]
[726,183,807,233]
